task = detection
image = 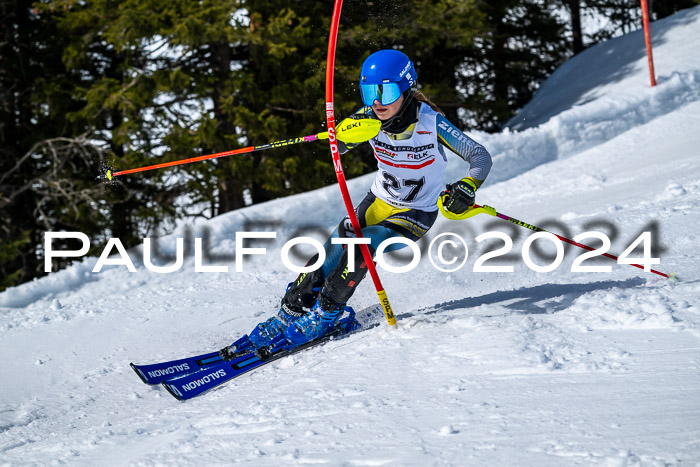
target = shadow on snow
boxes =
[406,277,646,317]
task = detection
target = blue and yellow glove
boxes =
[438,178,478,220]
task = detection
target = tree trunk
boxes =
[209,40,252,214]
[217,176,245,214]
[568,0,585,54]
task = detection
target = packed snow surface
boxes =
[2,7,700,466]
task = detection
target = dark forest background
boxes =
[1,0,697,291]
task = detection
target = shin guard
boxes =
[281,254,325,317]
[318,245,373,310]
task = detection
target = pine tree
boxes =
[97,0,350,216]
[462,0,569,131]
[1,0,111,288]
[587,0,700,44]
[650,0,700,18]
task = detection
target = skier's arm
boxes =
[436,114,493,218]
[436,114,492,188]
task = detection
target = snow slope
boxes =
[2,7,700,466]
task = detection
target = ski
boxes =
[130,334,253,385]
[161,304,384,401]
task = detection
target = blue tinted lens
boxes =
[360,83,402,106]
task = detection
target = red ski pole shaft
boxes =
[104,133,325,180]
[325,0,396,326]
[473,204,669,278]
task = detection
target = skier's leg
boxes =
[246,217,359,351]
[250,192,428,349]
[247,208,370,350]
[284,225,397,346]
[284,198,439,345]
[258,216,375,342]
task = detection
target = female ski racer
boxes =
[246,49,493,350]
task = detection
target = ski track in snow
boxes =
[2,6,700,466]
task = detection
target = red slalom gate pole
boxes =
[325,0,396,326]
[640,0,657,87]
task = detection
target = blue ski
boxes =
[130,335,253,385]
[161,305,384,400]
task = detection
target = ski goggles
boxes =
[360,82,403,106]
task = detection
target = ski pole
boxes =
[99,119,380,181]
[463,204,671,279]
[100,133,324,181]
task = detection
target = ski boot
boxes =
[248,304,304,350]
[248,257,325,350]
[283,295,345,347]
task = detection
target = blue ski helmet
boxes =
[360,49,417,107]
